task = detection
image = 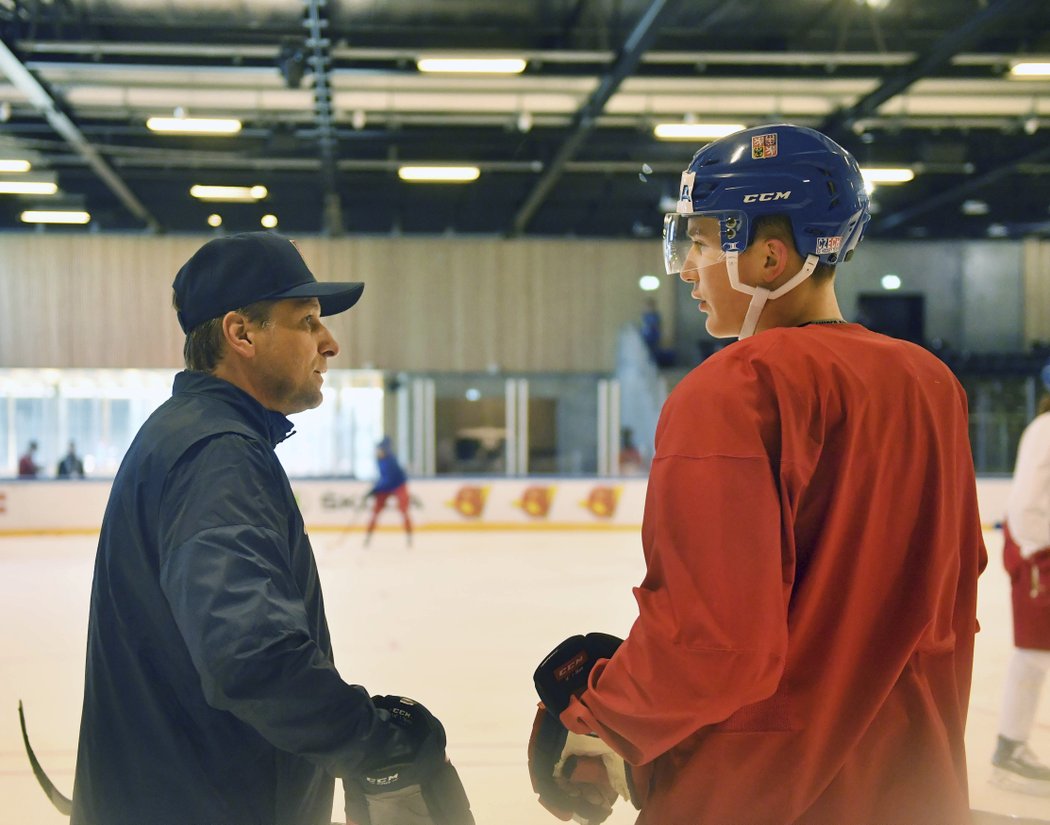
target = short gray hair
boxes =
[172,292,276,373]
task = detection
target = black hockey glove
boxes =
[529,633,639,824]
[345,696,474,825]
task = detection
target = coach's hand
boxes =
[345,696,474,825]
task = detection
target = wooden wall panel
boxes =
[1024,238,1050,347]
[0,233,666,371]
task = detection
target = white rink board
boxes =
[0,476,1015,536]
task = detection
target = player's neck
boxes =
[755,279,843,332]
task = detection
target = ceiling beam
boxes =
[0,35,160,231]
[873,139,1050,233]
[15,39,1025,71]
[820,0,1030,139]
[508,0,681,236]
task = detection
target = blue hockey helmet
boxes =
[663,124,870,276]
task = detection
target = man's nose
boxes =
[679,256,697,284]
[318,323,340,358]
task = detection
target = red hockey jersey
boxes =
[563,324,986,824]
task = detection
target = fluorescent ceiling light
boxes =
[190,184,268,201]
[147,116,242,134]
[416,57,527,74]
[859,167,914,184]
[20,209,90,224]
[1009,62,1050,78]
[653,123,746,140]
[0,180,58,195]
[398,166,480,182]
[0,159,31,172]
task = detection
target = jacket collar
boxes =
[173,370,296,447]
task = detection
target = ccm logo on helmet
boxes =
[743,191,791,203]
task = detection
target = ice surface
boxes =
[1,528,1046,824]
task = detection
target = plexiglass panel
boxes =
[0,368,385,479]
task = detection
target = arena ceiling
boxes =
[0,0,1048,240]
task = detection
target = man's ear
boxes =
[222,311,255,359]
[756,236,791,286]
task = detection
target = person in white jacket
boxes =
[995,386,1050,797]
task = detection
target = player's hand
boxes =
[529,633,637,822]
[534,633,623,715]
[529,703,629,824]
[345,696,474,825]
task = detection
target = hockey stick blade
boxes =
[17,700,73,815]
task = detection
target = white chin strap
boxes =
[726,252,820,339]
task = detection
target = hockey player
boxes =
[70,232,472,825]
[993,377,1050,796]
[364,436,414,546]
[529,124,986,824]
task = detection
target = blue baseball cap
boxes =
[172,231,364,333]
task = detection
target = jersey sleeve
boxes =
[157,435,389,777]
[1007,414,1050,558]
[561,361,791,766]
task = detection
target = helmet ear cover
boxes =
[671,124,871,267]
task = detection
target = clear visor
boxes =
[662,213,728,276]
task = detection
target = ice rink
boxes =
[1,526,1047,825]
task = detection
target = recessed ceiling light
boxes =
[20,209,90,224]
[1010,62,1050,78]
[0,180,58,195]
[207,213,222,227]
[859,167,915,184]
[260,214,278,228]
[960,199,989,216]
[653,123,746,140]
[190,184,268,201]
[416,57,526,74]
[146,116,242,134]
[398,166,480,182]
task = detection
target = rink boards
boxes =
[0,475,1013,536]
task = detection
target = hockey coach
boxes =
[69,232,472,825]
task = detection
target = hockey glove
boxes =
[529,634,638,824]
[345,696,474,825]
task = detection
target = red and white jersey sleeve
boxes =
[561,324,986,825]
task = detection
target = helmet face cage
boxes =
[665,124,871,268]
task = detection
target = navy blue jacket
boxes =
[72,371,388,825]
